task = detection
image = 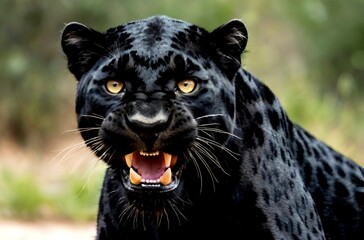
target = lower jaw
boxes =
[121,171,181,193]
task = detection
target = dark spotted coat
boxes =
[61,15,364,240]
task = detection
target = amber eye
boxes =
[177,79,196,94]
[105,80,124,94]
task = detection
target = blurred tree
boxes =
[281,0,364,101]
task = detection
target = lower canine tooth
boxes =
[130,168,142,185]
[159,168,172,186]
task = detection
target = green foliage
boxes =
[50,173,103,221]
[0,166,104,221]
[0,170,45,219]
[280,0,364,100]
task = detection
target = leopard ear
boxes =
[61,22,105,81]
[210,19,248,75]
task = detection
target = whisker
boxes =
[198,123,221,127]
[49,140,87,168]
[198,126,242,140]
[118,200,132,225]
[78,127,101,133]
[193,143,221,181]
[170,199,187,223]
[193,141,230,176]
[103,148,117,165]
[84,135,102,145]
[196,136,240,160]
[60,128,81,135]
[98,145,113,162]
[74,159,104,199]
[198,128,215,139]
[141,209,147,231]
[61,127,101,135]
[185,149,203,192]
[191,145,217,193]
[163,206,170,230]
[79,113,105,120]
[196,114,225,120]
[132,207,139,229]
[156,211,163,229]
[49,137,105,204]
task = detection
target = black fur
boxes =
[61,15,364,239]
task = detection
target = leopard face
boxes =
[61,16,247,218]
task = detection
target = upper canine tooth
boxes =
[164,153,172,167]
[125,153,133,168]
[171,155,177,167]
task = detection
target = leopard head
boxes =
[61,15,247,225]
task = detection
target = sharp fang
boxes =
[125,153,133,168]
[171,155,177,167]
[164,153,172,167]
[160,168,172,186]
[130,168,142,185]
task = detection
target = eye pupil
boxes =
[178,79,196,94]
[106,80,124,94]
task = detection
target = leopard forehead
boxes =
[105,15,207,59]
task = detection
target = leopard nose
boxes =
[126,109,169,147]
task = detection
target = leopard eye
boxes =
[105,80,124,94]
[177,79,196,94]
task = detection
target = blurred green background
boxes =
[0,0,363,222]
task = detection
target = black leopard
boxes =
[61,15,364,240]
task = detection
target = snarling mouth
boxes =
[124,151,178,187]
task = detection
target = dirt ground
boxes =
[0,221,95,240]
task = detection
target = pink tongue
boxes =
[132,152,166,180]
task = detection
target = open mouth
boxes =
[124,151,178,187]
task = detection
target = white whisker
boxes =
[185,149,204,192]
[198,126,242,140]
[196,136,240,160]
[80,113,105,121]
[190,144,218,192]
[193,141,230,176]
[196,114,225,120]
[49,140,87,168]
[163,207,170,230]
